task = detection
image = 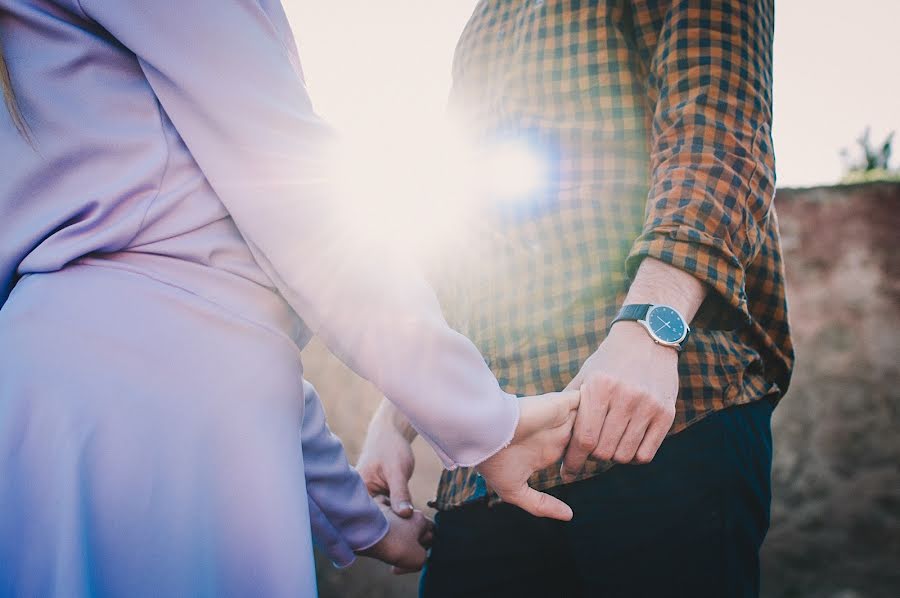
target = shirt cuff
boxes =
[310,494,390,569]
[625,225,752,330]
[419,390,520,471]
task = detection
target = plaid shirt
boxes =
[431,0,794,510]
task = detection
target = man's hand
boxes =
[477,391,581,521]
[561,322,678,478]
[561,257,705,479]
[355,497,434,574]
[357,400,418,518]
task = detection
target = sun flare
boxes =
[325,117,548,263]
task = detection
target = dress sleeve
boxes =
[625,0,776,329]
[300,381,388,567]
[73,0,519,468]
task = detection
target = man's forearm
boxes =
[371,399,418,443]
[623,257,707,324]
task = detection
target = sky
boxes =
[285,1,899,189]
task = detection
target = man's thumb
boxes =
[387,471,414,518]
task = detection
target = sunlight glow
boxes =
[325,120,548,261]
[476,140,547,204]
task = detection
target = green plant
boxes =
[840,127,897,183]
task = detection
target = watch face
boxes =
[646,305,687,344]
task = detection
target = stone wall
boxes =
[303,182,900,598]
[760,182,900,598]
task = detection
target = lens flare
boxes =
[476,140,547,203]
[324,119,548,261]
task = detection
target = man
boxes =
[358,0,793,596]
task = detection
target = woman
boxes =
[0,1,578,596]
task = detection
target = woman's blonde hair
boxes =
[0,44,31,139]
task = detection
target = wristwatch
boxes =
[610,304,690,351]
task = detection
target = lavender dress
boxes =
[0,1,519,595]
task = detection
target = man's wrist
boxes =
[623,257,707,323]
[607,319,681,356]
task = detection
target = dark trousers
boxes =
[420,399,775,598]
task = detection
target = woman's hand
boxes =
[359,392,581,523]
[476,391,580,521]
[355,497,434,574]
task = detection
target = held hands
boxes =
[358,391,581,526]
[356,404,425,574]
[358,257,698,547]
[558,256,703,478]
[476,391,580,521]
[354,496,434,574]
[358,316,681,533]
[560,321,678,480]
[357,404,418,519]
